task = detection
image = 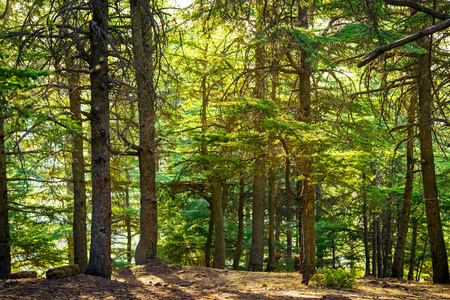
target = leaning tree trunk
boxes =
[85,0,112,279]
[0,115,11,280]
[417,41,449,284]
[67,56,88,272]
[391,93,416,279]
[131,0,158,265]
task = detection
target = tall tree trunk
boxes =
[248,12,266,271]
[211,181,225,269]
[248,156,265,272]
[392,93,417,279]
[205,208,213,268]
[363,179,371,276]
[125,185,132,264]
[132,0,158,265]
[297,2,316,283]
[266,158,276,272]
[381,204,392,278]
[0,115,11,279]
[67,57,88,272]
[85,0,112,278]
[372,212,378,277]
[233,177,245,270]
[417,41,449,283]
[408,215,418,281]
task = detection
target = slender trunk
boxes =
[408,215,419,281]
[205,207,213,267]
[85,0,112,278]
[266,159,275,272]
[0,115,11,279]
[233,177,245,270]
[286,195,292,260]
[212,181,225,269]
[372,212,378,277]
[132,0,158,264]
[125,186,132,264]
[363,191,371,276]
[381,205,391,278]
[67,57,88,272]
[392,93,417,279]
[417,239,428,282]
[417,42,449,283]
[248,156,265,272]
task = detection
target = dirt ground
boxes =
[1,259,450,299]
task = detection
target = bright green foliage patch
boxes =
[312,268,358,289]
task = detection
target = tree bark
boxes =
[233,177,245,270]
[125,185,132,264]
[0,115,11,279]
[363,176,371,276]
[85,0,112,279]
[266,159,276,272]
[297,2,316,283]
[249,156,265,272]
[67,57,88,273]
[408,215,418,281]
[391,93,416,279]
[205,209,213,268]
[131,0,158,265]
[417,41,449,283]
[211,181,225,269]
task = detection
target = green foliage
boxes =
[312,268,358,289]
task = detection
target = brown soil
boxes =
[1,259,449,299]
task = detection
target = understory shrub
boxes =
[311,268,357,289]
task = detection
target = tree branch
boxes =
[383,0,450,21]
[358,18,450,68]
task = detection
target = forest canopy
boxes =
[0,0,449,285]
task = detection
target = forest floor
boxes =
[1,259,450,300]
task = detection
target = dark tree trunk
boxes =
[125,186,132,264]
[417,44,449,283]
[296,2,316,284]
[233,177,245,270]
[248,156,265,272]
[372,212,378,277]
[0,115,11,279]
[212,181,225,269]
[205,209,213,268]
[286,194,293,260]
[392,93,416,279]
[408,215,419,281]
[363,192,371,276]
[67,57,88,272]
[85,0,112,279]
[266,160,276,272]
[381,204,392,278]
[131,0,158,265]
[248,17,266,271]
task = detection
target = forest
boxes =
[0,0,450,288]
